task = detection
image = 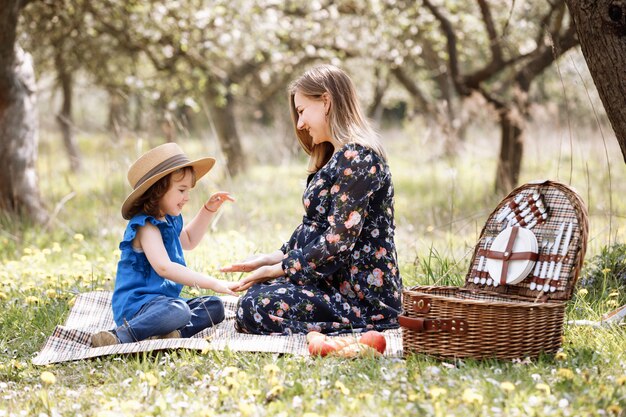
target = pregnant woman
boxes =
[224,64,402,335]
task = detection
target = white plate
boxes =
[486,227,538,285]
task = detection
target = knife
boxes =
[549,222,573,292]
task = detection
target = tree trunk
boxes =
[367,66,388,124]
[566,0,626,162]
[108,89,126,141]
[204,82,246,177]
[0,38,47,223]
[55,50,81,172]
[495,105,525,194]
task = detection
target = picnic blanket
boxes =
[33,291,403,365]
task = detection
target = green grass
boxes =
[1,121,626,416]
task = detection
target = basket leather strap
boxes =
[398,315,467,333]
[481,226,539,285]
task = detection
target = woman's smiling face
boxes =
[294,91,334,148]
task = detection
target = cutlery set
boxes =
[471,188,575,293]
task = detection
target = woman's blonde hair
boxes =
[289,64,386,172]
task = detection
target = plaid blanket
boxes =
[33,291,403,365]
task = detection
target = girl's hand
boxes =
[210,278,239,296]
[204,191,235,214]
[234,263,285,292]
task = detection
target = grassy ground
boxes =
[1,121,625,416]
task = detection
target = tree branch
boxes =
[390,65,431,113]
[422,0,466,95]
[515,14,578,90]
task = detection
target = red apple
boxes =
[306,331,326,344]
[359,330,386,354]
[308,338,337,357]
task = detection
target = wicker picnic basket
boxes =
[400,180,588,359]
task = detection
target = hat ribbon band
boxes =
[134,154,191,189]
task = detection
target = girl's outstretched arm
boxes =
[137,222,237,295]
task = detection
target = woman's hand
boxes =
[204,191,235,214]
[233,263,285,292]
[220,250,284,273]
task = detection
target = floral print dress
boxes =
[236,143,402,335]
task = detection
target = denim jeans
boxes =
[114,295,225,343]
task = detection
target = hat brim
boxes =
[121,157,216,220]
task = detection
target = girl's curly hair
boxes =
[127,167,196,219]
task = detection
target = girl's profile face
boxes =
[158,169,193,219]
[294,91,335,149]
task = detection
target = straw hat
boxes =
[121,143,215,219]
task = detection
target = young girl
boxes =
[92,143,239,347]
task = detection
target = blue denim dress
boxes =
[111,214,224,342]
[112,214,185,326]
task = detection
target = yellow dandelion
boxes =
[616,375,626,386]
[335,380,350,395]
[557,368,575,380]
[72,253,87,262]
[120,400,142,412]
[429,386,447,399]
[225,376,240,389]
[264,363,280,375]
[535,383,550,394]
[140,371,158,387]
[25,296,40,305]
[408,393,420,401]
[462,388,483,405]
[555,351,568,361]
[0,292,7,301]
[40,371,56,385]
[52,242,61,252]
[222,366,239,376]
[96,411,119,417]
[266,384,284,399]
[606,300,619,308]
[500,381,515,393]
[577,288,588,297]
[609,290,619,298]
[608,404,623,415]
[602,268,611,275]
[73,233,84,242]
[238,400,255,417]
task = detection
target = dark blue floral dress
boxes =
[236,143,402,335]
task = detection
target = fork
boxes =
[537,239,554,291]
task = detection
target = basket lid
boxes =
[464,180,588,302]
